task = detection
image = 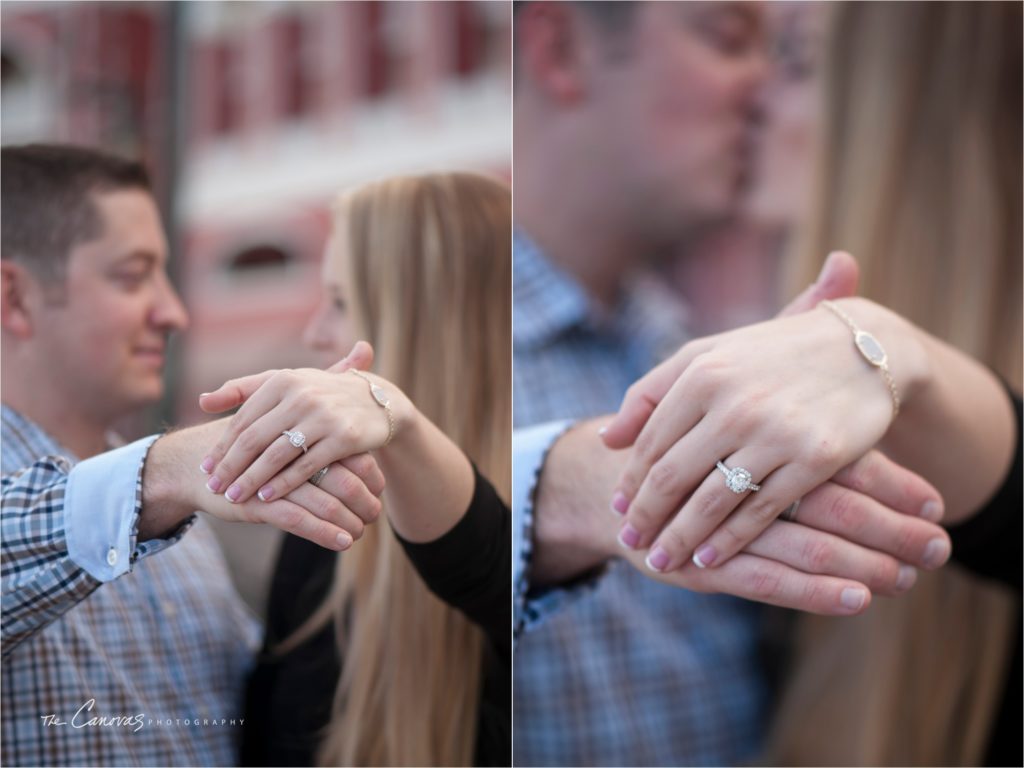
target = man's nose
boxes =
[151,274,190,333]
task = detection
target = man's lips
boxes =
[133,347,166,364]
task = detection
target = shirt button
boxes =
[106,547,118,567]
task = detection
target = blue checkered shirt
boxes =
[1,405,261,766]
[512,232,769,766]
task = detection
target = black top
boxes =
[241,467,511,767]
[946,391,1021,768]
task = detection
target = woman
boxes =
[607,2,1020,765]
[771,3,1021,765]
[200,173,511,766]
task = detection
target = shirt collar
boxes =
[1,403,74,472]
[513,229,691,361]
[513,229,593,350]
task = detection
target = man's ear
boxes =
[2,260,37,338]
[517,2,590,105]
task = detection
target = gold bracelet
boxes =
[348,369,395,447]
[820,300,900,418]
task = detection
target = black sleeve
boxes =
[242,536,340,767]
[394,466,511,662]
[945,389,1022,592]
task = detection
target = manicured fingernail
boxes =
[199,392,211,398]
[923,537,951,569]
[336,532,352,549]
[200,457,214,474]
[920,500,942,522]
[206,475,222,493]
[598,426,608,436]
[645,546,670,572]
[257,485,274,502]
[896,565,917,592]
[610,492,629,516]
[693,545,717,568]
[225,484,241,503]
[618,523,640,550]
[840,587,867,611]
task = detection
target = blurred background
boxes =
[1,0,511,613]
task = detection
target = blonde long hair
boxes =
[771,3,1020,765]
[297,172,511,767]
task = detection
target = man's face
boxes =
[584,2,768,237]
[32,189,188,420]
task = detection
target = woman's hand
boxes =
[197,351,413,506]
[601,297,933,573]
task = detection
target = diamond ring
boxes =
[282,429,308,453]
[716,461,761,493]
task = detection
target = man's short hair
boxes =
[2,144,152,283]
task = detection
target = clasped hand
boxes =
[601,297,950,587]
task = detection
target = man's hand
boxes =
[138,419,384,551]
[531,417,949,616]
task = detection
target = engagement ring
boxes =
[716,461,761,494]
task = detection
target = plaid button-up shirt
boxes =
[1,405,260,767]
[512,232,770,767]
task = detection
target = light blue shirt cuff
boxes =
[515,419,603,638]
[64,434,188,582]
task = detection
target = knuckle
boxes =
[634,429,658,463]
[648,462,678,496]
[828,489,864,532]
[337,471,362,499]
[345,453,374,479]
[892,523,919,560]
[315,495,342,521]
[746,497,779,525]
[363,497,382,523]
[801,538,835,572]
[291,389,317,412]
[273,369,299,387]
[237,429,264,454]
[655,527,692,560]
[694,490,725,522]
[347,518,366,541]
[339,420,361,446]
[292,452,319,479]
[800,578,826,608]
[619,470,642,496]
[803,438,842,472]
[275,505,303,531]
[717,523,746,551]
[227,409,247,433]
[871,558,900,590]
[844,456,876,494]
[745,565,783,600]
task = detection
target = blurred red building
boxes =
[2,0,511,424]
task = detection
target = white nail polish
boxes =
[257,490,268,502]
[692,552,707,569]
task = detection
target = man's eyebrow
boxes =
[110,250,161,267]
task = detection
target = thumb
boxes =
[199,369,279,413]
[327,340,375,373]
[777,250,860,318]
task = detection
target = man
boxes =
[1,144,381,766]
[511,4,949,766]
